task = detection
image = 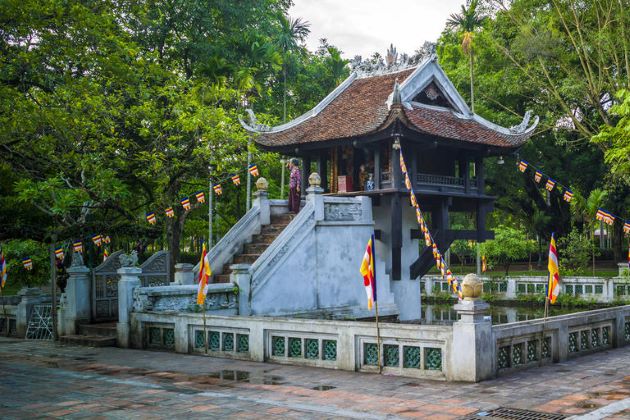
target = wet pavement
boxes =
[0,337,629,419]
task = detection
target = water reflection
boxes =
[421,303,588,325]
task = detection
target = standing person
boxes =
[288,158,301,213]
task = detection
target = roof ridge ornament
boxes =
[391,79,402,106]
[509,110,537,134]
[240,109,270,132]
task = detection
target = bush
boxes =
[558,230,596,272]
[1,239,50,288]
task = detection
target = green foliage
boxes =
[592,89,630,182]
[558,230,597,273]
[480,226,536,275]
[1,240,49,288]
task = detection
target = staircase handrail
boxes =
[249,201,315,292]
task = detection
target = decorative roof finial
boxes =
[391,78,402,106]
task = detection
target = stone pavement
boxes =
[0,337,629,419]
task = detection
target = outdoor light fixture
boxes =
[497,156,505,165]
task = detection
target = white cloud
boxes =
[290,0,464,58]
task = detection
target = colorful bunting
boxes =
[534,170,542,183]
[248,164,259,177]
[213,184,223,196]
[624,221,630,235]
[54,247,64,260]
[165,207,175,218]
[1,251,7,288]
[195,191,205,204]
[92,234,103,247]
[545,179,556,191]
[103,248,109,262]
[231,174,241,186]
[563,190,573,203]
[22,258,33,271]
[181,198,191,211]
[146,212,157,225]
[103,235,111,244]
[518,160,528,172]
[73,241,83,253]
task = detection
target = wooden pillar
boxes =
[317,153,328,192]
[463,159,470,194]
[433,198,450,247]
[477,201,487,242]
[374,148,381,190]
[391,138,403,280]
[475,157,484,192]
[302,156,311,192]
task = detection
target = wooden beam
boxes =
[302,156,311,192]
[374,147,381,190]
[317,153,328,192]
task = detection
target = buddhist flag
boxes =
[424,232,432,247]
[359,234,377,310]
[73,241,83,253]
[399,154,408,174]
[534,170,542,183]
[248,164,259,177]
[410,192,418,208]
[624,221,630,235]
[545,179,556,191]
[92,234,103,247]
[482,255,487,273]
[563,190,573,203]
[518,160,528,172]
[1,251,7,288]
[213,184,223,196]
[404,173,412,190]
[596,209,614,226]
[547,233,560,304]
[415,207,423,225]
[146,212,157,224]
[196,243,212,305]
[54,247,64,260]
[103,248,109,262]
[232,174,241,186]
[195,191,205,204]
[181,198,191,211]
[103,235,111,244]
[165,207,174,218]
[628,245,630,269]
[595,209,606,222]
[22,258,33,271]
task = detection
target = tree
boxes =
[480,225,536,275]
[446,0,487,111]
[276,16,310,122]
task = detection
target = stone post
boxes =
[16,288,43,338]
[230,264,252,316]
[173,263,194,285]
[253,177,271,225]
[506,277,516,299]
[306,172,324,221]
[449,274,494,382]
[59,264,91,335]
[117,266,141,348]
[425,277,434,296]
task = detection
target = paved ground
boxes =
[0,337,629,419]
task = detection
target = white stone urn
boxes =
[461,273,483,301]
[256,177,268,191]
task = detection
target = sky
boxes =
[289,0,464,59]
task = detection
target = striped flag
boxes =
[92,234,103,247]
[624,221,630,235]
[103,248,109,262]
[196,243,212,305]
[399,153,408,174]
[563,190,573,202]
[213,184,223,196]
[181,198,191,211]
[404,173,412,190]
[165,207,174,218]
[547,234,560,304]
[628,245,630,269]
[22,258,33,271]
[73,241,83,253]
[415,207,423,225]
[248,164,259,177]
[482,255,487,273]
[410,192,418,208]
[54,247,64,260]
[1,251,7,288]
[195,191,205,204]
[146,212,157,224]
[545,179,556,191]
[359,234,377,310]
[232,174,241,186]
[534,170,542,183]
[518,160,528,172]
[596,209,615,226]
[102,235,111,244]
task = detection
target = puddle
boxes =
[312,385,336,391]
[576,400,600,409]
[404,382,421,387]
[208,370,285,385]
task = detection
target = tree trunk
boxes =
[166,211,187,282]
[283,66,287,122]
[469,50,474,112]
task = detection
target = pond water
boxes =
[420,303,597,325]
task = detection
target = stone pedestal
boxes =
[117,267,141,348]
[253,179,270,225]
[506,277,517,299]
[59,265,91,335]
[306,173,325,221]
[16,288,43,338]
[450,300,494,382]
[230,264,252,316]
[173,263,194,285]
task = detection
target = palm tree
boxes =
[446,0,486,112]
[571,189,607,274]
[277,16,310,122]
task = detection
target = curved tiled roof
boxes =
[245,63,537,149]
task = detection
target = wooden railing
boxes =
[416,173,477,189]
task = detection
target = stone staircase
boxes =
[60,322,117,347]
[213,213,295,283]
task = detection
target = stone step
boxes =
[271,214,295,224]
[251,233,277,244]
[78,323,117,337]
[244,243,271,254]
[60,335,117,347]
[261,224,288,234]
[213,274,231,283]
[233,254,260,264]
